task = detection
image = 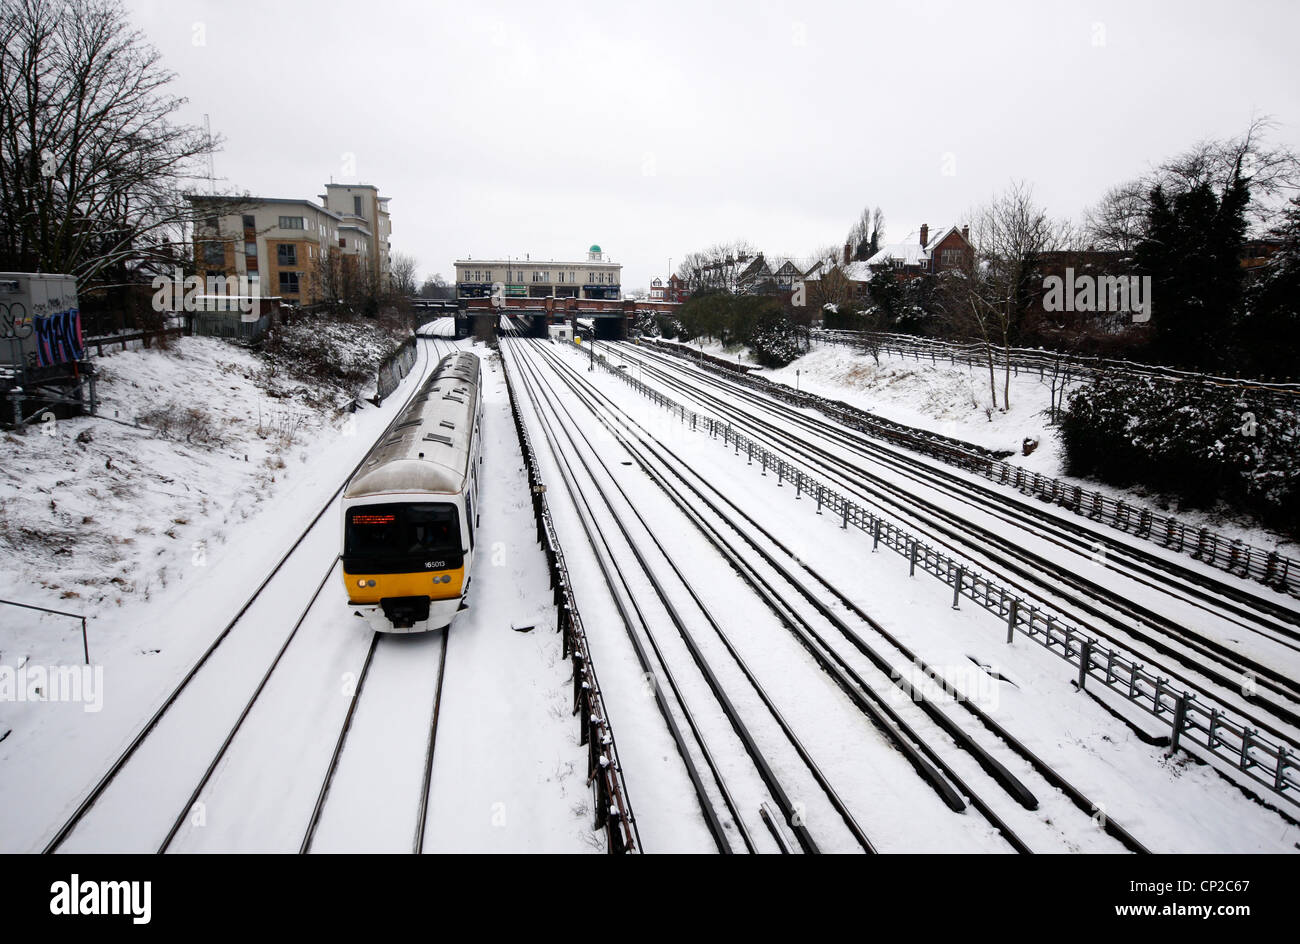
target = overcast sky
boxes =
[127,0,1300,293]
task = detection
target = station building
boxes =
[456,245,621,301]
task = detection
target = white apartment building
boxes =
[190,182,391,305]
[320,183,392,289]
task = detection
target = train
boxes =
[341,350,483,631]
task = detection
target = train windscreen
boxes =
[345,503,463,570]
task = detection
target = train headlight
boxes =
[357,579,366,588]
[367,579,377,587]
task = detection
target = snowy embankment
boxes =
[1,337,365,628]
[0,335,405,757]
[661,338,1293,551]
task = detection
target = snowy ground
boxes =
[659,337,1294,553]
[0,334,598,853]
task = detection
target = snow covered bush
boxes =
[1060,376,1300,534]
[261,313,410,402]
[748,311,808,368]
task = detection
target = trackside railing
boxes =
[587,344,1300,808]
[646,339,1299,599]
[500,348,640,853]
[0,598,90,664]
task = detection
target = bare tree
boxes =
[941,181,1070,411]
[1083,180,1147,252]
[1154,116,1298,225]
[0,0,231,289]
[847,205,885,260]
[389,251,418,297]
[676,239,758,293]
[1084,118,1300,248]
[313,243,344,308]
[419,274,454,300]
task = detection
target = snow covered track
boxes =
[39,339,440,854]
[613,340,1300,748]
[654,339,1300,600]
[638,343,1300,641]
[617,344,1300,734]
[506,337,1160,852]
[573,340,1300,821]
[505,339,872,852]
[298,627,449,854]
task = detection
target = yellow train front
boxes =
[341,351,483,632]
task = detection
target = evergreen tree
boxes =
[1134,171,1250,369]
[1239,197,1300,379]
[866,268,900,325]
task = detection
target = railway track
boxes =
[509,337,1143,852]
[508,338,842,852]
[610,342,1300,744]
[41,338,445,854]
[299,627,450,854]
[641,342,1300,637]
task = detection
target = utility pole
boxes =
[204,114,215,193]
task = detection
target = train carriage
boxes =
[341,351,483,631]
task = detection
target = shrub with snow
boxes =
[749,313,808,368]
[261,313,410,402]
[1060,376,1300,534]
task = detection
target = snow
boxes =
[5,320,1294,853]
[418,317,456,338]
[515,337,1298,851]
[0,334,600,853]
[662,338,1296,554]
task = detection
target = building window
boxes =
[279,271,300,294]
[941,248,964,266]
[242,214,255,229]
[339,238,347,248]
[277,244,297,265]
[202,241,224,266]
[278,216,305,230]
[353,195,363,216]
[244,241,257,258]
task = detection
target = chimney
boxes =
[843,242,851,265]
[919,224,929,248]
[961,224,969,240]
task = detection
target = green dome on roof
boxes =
[589,244,601,252]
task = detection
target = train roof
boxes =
[344,351,482,499]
